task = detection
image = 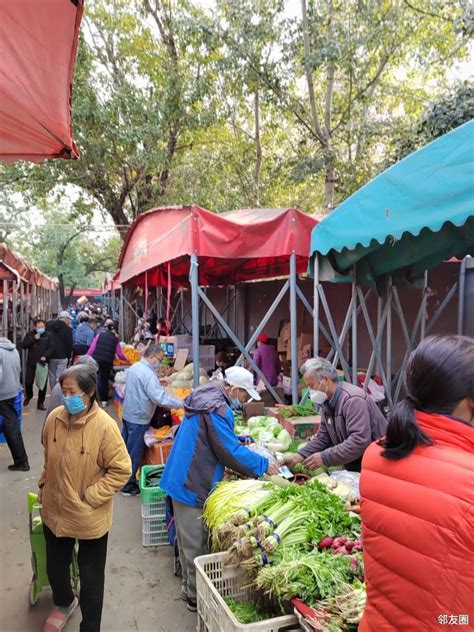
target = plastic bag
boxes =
[330,470,360,500]
[35,362,48,390]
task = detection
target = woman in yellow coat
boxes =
[38,364,131,632]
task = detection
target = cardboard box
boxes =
[243,401,265,420]
[289,414,321,440]
[286,332,313,361]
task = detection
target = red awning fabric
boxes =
[0,243,58,290]
[68,288,103,297]
[0,0,83,162]
[116,206,319,287]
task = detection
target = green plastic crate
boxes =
[139,465,166,505]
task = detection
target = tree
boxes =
[229,0,472,210]
[389,81,474,162]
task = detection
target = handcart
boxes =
[28,492,79,606]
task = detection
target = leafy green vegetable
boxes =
[223,597,270,624]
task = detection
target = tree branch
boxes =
[402,0,454,22]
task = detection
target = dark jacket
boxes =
[92,331,118,366]
[299,382,388,472]
[46,319,73,360]
[160,383,268,508]
[22,330,54,367]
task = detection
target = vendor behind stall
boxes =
[284,358,387,472]
[160,366,279,612]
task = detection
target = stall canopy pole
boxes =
[144,271,149,320]
[119,286,124,341]
[313,254,320,357]
[426,281,458,335]
[12,282,17,344]
[290,252,299,404]
[190,254,200,388]
[458,257,467,335]
[2,280,8,336]
[351,268,358,385]
[296,286,333,348]
[386,277,393,402]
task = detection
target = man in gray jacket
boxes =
[284,358,387,473]
[0,338,29,471]
[121,344,183,495]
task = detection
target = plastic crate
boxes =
[141,494,166,518]
[195,552,299,632]
[0,388,23,444]
[142,516,168,547]
[139,465,166,505]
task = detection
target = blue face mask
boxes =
[36,328,45,335]
[61,393,87,415]
[230,398,243,412]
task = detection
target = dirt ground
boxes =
[0,396,196,632]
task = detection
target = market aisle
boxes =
[0,398,196,632]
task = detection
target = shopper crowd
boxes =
[0,310,472,632]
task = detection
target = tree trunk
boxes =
[254,88,262,206]
[324,146,336,212]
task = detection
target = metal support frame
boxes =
[235,281,289,366]
[119,286,124,341]
[458,257,467,335]
[351,268,358,385]
[289,253,298,403]
[190,255,201,388]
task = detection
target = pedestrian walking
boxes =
[0,337,30,471]
[21,318,54,411]
[46,355,99,418]
[87,322,127,407]
[39,364,131,632]
[46,311,73,389]
[73,316,95,357]
[121,344,182,496]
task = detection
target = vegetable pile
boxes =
[234,416,293,452]
[169,363,209,389]
[223,598,268,624]
[203,474,365,629]
[278,403,316,418]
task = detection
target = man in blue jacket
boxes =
[121,344,183,495]
[160,366,279,612]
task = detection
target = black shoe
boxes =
[23,397,31,406]
[187,598,197,612]
[37,403,46,411]
[121,487,140,497]
[8,463,30,472]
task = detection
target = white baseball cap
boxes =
[224,366,261,401]
[59,310,71,319]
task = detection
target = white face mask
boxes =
[309,379,328,405]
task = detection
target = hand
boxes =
[303,452,324,471]
[283,453,304,470]
[266,461,280,476]
[34,334,41,340]
[40,356,46,362]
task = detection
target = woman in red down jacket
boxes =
[360,335,474,632]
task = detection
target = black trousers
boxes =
[44,524,108,632]
[24,364,47,405]
[97,362,112,402]
[0,398,28,465]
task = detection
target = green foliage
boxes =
[0,0,471,231]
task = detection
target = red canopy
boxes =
[0,0,83,162]
[116,206,318,287]
[0,243,58,290]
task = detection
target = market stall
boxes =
[0,0,83,162]
[0,243,60,344]
[309,120,474,406]
[115,206,319,404]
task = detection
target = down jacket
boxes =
[39,403,131,539]
[360,410,474,631]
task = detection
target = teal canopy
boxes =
[310,120,474,286]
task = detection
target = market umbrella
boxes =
[0,0,84,162]
[310,120,474,285]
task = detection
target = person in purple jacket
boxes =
[253,333,280,387]
[284,358,387,473]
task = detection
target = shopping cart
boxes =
[28,492,79,606]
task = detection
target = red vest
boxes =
[360,411,474,631]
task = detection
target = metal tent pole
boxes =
[290,252,298,404]
[2,280,8,336]
[458,258,467,335]
[386,277,393,402]
[119,286,124,341]
[313,254,320,357]
[351,269,358,385]
[12,282,17,344]
[190,254,200,388]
